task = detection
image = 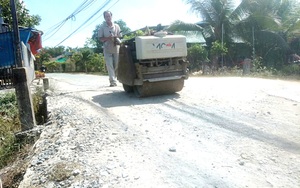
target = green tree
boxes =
[115,19,131,34]
[45,46,65,58]
[181,0,237,47]
[168,0,237,70]
[86,53,105,72]
[211,41,228,57]
[71,51,83,72]
[210,40,228,71]
[43,61,60,72]
[71,49,105,73]
[81,49,93,73]
[233,0,295,68]
[123,30,145,40]
[92,24,103,54]
[0,0,41,27]
[84,37,97,49]
[91,19,131,53]
[169,0,300,71]
[187,44,208,72]
[34,48,51,70]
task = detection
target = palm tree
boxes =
[169,0,300,70]
[170,0,236,46]
[234,0,300,68]
[168,0,240,70]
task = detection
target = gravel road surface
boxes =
[18,73,300,188]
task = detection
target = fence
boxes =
[0,31,14,88]
[0,66,14,88]
[0,28,34,89]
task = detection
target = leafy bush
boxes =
[0,92,20,168]
[281,64,300,75]
[0,89,46,168]
[0,126,17,168]
[123,30,145,40]
[187,44,208,71]
[0,92,20,126]
[211,40,228,57]
[44,61,61,72]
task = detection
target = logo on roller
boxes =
[152,43,176,49]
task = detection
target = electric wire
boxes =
[43,0,97,41]
[44,0,91,33]
[43,0,86,36]
[77,0,121,33]
[107,0,120,11]
[54,0,116,47]
[43,0,94,40]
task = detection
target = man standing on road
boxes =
[98,11,122,87]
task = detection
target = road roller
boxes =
[117,33,189,97]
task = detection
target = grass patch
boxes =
[0,92,21,168]
[32,86,48,125]
[190,65,300,80]
[0,88,48,168]
[0,88,48,187]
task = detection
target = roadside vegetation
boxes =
[0,92,20,168]
[0,87,46,187]
[0,87,46,166]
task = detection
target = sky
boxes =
[23,0,200,48]
[23,0,240,48]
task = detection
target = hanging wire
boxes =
[80,0,121,30]
[43,0,97,41]
[54,0,120,47]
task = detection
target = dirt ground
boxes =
[5,73,300,187]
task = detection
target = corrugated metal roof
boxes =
[174,31,206,44]
[55,57,67,63]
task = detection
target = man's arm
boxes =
[98,26,112,42]
[100,36,112,43]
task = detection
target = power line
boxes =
[54,0,116,47]
[108,0,120,10]
[43,0,97,41]
[77,0,121,33]
[44,0,93,33]
[43,0,95,40]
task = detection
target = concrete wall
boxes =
[21,42,35,82]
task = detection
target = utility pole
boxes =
[252,26,255,60]
[221,23,224,67]
[10,0,22,67]
[10,0,36,130]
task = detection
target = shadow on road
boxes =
[92,90,181,108]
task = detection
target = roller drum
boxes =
[134,79,184,97]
